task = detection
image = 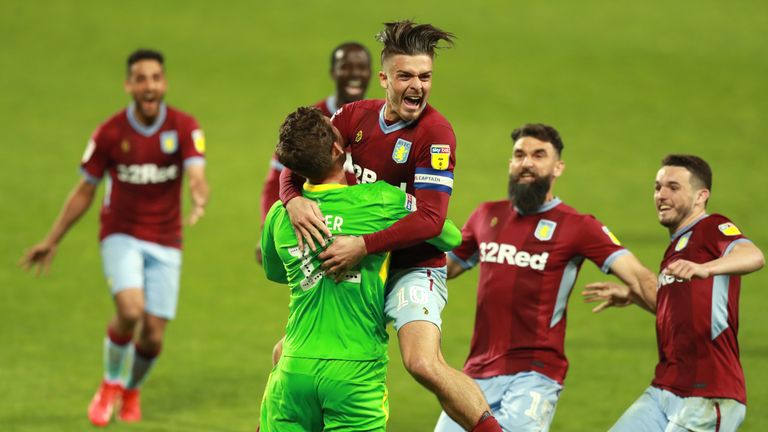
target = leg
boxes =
[610,387,668,432]
[398,321,490,430]
[260,357,324,432]
[321,360,389,432]
[665,392,746,432]
[435,376,508,432]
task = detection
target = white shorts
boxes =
[610,386,746,432]
[383,267,448,331]
[100,233,182,320]
[435,371,563,432]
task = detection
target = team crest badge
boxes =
[355,130,363,143]
[602,226,622,246]
[192,129,205,154]
[534,219,557,241]
[121,140,131,153]
[430,144,451,170]
[490,216,498,227]
[160,130,178,154]
[675,231,692,251]
[718,223,741,236]
[392,139,412,164]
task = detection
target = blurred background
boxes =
[1,0,766,430]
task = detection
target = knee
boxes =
[116,305,143,327]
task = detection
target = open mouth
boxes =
[344,79,365,97]
[402,95,423,109]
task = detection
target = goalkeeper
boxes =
[258,106,461,431]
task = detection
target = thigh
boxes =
[496,372,562,432]
[610,387,668,432]
[320,360,389,432]
[140,240,181,320]
[260,359,323,432]
[100,234,144,293]
[384,267,448,332]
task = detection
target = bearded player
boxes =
[279,21,501,432]
[259,42,372,224]
[583,155,764,431]
[435,124,658,432]
[20,49,209,427]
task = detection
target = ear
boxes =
[695,188,711,207]
[124,79,131,94]
[331,140,345,158]
[553,160,565,179]
[378,70,388,90]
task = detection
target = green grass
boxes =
[1,0,766,430]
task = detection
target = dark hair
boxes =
[277,107,335,181]
[661,154,712,191]
[330,42,371,69]
[127,49,164,75]
[511,123,565,156]
[376,20,455,62]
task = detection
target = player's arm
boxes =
[446,254,466,279]
[585,253,658,314]
[446,206,482,280]
[185,163,209,226]
[260,205,289,284]
[664,240,764,280]
[278,167,330,251]
[19,177,98,276]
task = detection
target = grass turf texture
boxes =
[1,0,766,430]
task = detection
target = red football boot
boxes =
[87,381,122,427]
[118,388,142,422]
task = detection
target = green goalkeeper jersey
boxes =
[261,181,461,362]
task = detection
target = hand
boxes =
[19,241,57,276]
[186,204,205,226]
[319,236,367,282]
[582,281,632,313]
[254,244,263,266]
[663,259,709,281]
[285,197,330,252]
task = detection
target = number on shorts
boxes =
[524,391,553,427]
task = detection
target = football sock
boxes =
[103,326,133,384]
[125,344,160,390]
[471,411,502,432]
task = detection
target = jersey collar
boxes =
[670,213,709,240]
[126,102,167,137]
[303,182,348,192]
[515,197,562,215]
[378,103,416,134]
[325,95,338,115]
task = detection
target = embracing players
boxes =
[20,49,209,427]
[279,20,501,432]
[584,154,764,431]
[435,123,658,432]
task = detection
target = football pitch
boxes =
[2,0,766,430]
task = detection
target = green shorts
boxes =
[259,356,389,432]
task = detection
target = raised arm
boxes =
[19,178,98,276]
[664,240,764,280]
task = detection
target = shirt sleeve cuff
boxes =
[80,168,101,185]
[448,251,477,270]
[601,249,630,274]
[183,156,206,169]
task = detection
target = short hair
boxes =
[127,49,164,75]
[511,123,565,156]
[661,154,712,191]
[277,107,335,181]
[330,42,371,70]
[376,20,455,63]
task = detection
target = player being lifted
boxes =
[260,42,372,224]
[279,20,502,432]
[259,106,461,431]
[435,124,658,432]
[583,155,764,432]
[19,49,209,427]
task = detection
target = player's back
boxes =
[654,213,748,403]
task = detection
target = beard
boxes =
[508,172,552,214]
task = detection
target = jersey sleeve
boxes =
[706,215,750,257]
[261,202,289,284]
[80,125,112,184]
[180,117,206,169]
[576,216,629,274]
[413,124,456,196]
[448,206,482,270]
[330,103,354,146]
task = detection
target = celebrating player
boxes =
[583,154,764,432]
[259,42,372,224]
[278,21,501,431]
[259,106,461,431]
[435,124,658,432]
[19,49,209,427]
